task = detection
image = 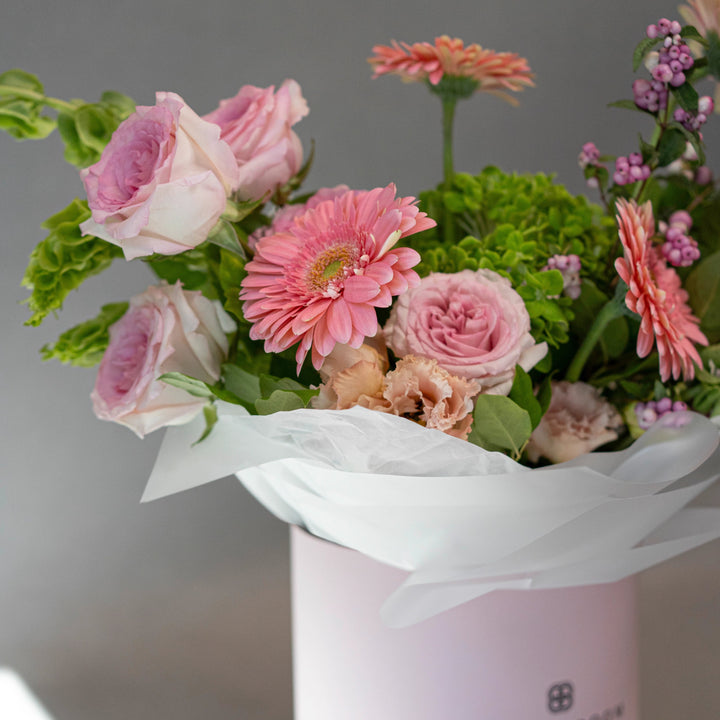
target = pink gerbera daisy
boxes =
[240,184,435,371]
[678,0,720,36]
[369,35,534,103]
[614,199,707,381]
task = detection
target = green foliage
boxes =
[41,302,128,366]
[707,31,720,79]
[144,248,213,293]
[508,366,543,430]
[22,199,123,326]
[412,168,616,348]
[468,394,533,458]
[57,90,135,168]
[633,36,661,72]
[0,70,57,139]
[687,251,720,343]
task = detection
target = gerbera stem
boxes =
[565,294,625,383]
[441,97,457,244]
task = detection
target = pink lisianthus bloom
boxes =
[369,35,534,104]
[248,185,350,250]
[614,199,707,381]
[80,92,240,260]
[239,184,435,372]
[92,282,235,437]
[526,381,624,464]
[384,269,547,395]
[203,80,309,201]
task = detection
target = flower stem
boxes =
[565,294,625,383]
[0,84,78,114]
[441,97,457,244]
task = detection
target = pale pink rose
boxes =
[312,341,390,410]
[382,356,479,439]
[204,80,309,201]
[384,269,547,395]
[248,185,350,250]
[91,283,235,438]
[80,92,240,260]
[526,381,623,464]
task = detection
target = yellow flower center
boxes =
[307,244,358,294]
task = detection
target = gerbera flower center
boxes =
[306,243,359,295]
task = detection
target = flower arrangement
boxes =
[4,13,719,469]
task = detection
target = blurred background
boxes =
[1,0,719,718]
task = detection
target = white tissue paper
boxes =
[0,669,55,720]
[143,402,720,627]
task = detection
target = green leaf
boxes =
[508,366,543,429]
[160,369,253,410]
[255,389,305,415]
[633,36,661,72]
[222,197,265,224]
[680,26,706,44]
[159,372,216,399]
[707,31,720,79]
[687,251,720,343]
[259,374,318,405]
[673,122,706,165]
[607,99,655,116]
[144,248,210,291]
[536,376,552,416]
[672,82,699,113]
[21,199,123,326]
[206,219,246,259]
[193,404,219,445]
[468,394,532,456]
[657,127,690,167]
[223,363,261,404]
[41,302,128,366]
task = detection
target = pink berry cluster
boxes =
[635,397,688,430]
[578,142,601,168]
[658,210,700,267]
[614,153,651,185]
[674,96,715,132]
[633,78,668,113]
[645,19,694,88]
[544,254,582,299]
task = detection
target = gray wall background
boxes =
[1,1,719,718]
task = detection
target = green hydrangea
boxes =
[409,168,617,348]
